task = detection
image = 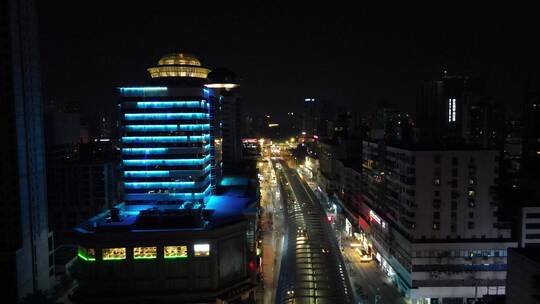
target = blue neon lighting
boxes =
[124,113,209,120]
[120,87,167,91]
[122,148,168,154]
[122,135,210,143]
[124,171,170,178]
[124,181,195,189]
[124,184,211,200]
[123,157,210,166]
[136,101,205,109]
[125,124,210,132]
[123,164,211,178]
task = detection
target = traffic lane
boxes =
[278,170,342,301]
[281,166,353,303]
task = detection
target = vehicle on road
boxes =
[355,248,373,262]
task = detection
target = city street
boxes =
[275,159,353,303]
[257,158,285,304]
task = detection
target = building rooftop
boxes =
[75,176,258,235]
[147,53,210,79]
[220,176,250,187]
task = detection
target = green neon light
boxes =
[102,257,126,261]
[134,256,157,260]
[78,252,96,261]
[164,255,188,259]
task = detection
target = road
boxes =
[342,246,404,304]
[275,160,354,304]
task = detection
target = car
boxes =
[355,248,373,262]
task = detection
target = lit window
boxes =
[434,178,441,185]
[102,248,126,260]
[78,246,96,261]
[468,190,476,197]
[194,244,210,257]
[164,246,188,259]
[448,98,457,122]
[134,246,157,259]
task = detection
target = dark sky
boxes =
[38,2,539,120]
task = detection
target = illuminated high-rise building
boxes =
[120,54,214,204]
[74,54,258,303]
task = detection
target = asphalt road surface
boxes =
[275,160,354,304]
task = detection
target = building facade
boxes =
[120,54,214,204]
[0,0,51,301]
[520,206,540,248]
[361,141,514,303]
[206,68,242,173]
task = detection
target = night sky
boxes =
[38,2,539,120]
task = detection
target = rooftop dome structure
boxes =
[147,53,210,79]
[205,67,239,89]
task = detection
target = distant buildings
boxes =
[0,0,51,300]
[46,142,117,234]
[73,53,258,303]
[416,73,501,148]
[302,97,318,136]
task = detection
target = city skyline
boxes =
[3,1,540,303]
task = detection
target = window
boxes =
[433,199,441,209]
[468,222,475,229]
[434,178,441,186]
[469,178,475,185]
[469,212,474,219]
[448,98,457,122]
[452,157,458,166]
[434,155,441,164]
[468,190,476,197]
[526,213,540,219]
[435,190,440,197]
[452,168,458,177]
[526,223,540,229]
[433,212,440,220]
[164,245,188,259]
[102,248,126,260]
[194,243,210,256]
[451,201,457,210]
[451,212,457,221]
[433,222,440,230]
[134,246,157,259]
[526,234,540,239]
[468,199,476,208]
[451,224,456,233]
[78,247,95,261]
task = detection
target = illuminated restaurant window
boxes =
[164,245,188,259]
[102,248,126,260]
[78,246,96,261]
[134,246,157,259]
[194,244,210,257]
